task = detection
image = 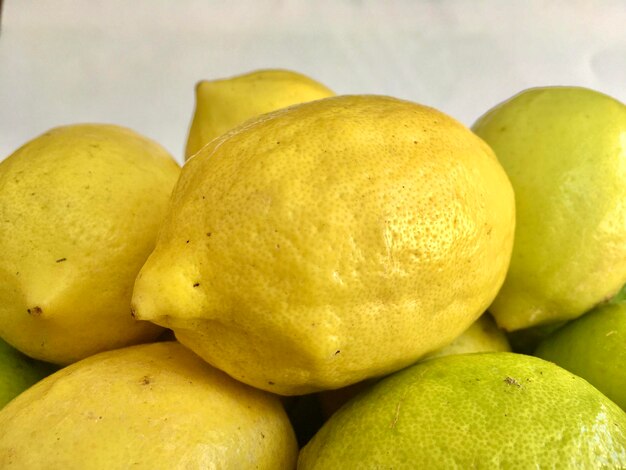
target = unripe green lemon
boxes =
[299,352,626,469]
[536,292,626,410]
[473,87,626,331]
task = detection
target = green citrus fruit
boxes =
[299,352,626,468]
[0,338,55,409]
[473,87,626,331]
[535,293,626,410]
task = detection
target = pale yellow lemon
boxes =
[185,68,334,159]
[0,125,180,364]
[0,342,298,469]
[132,95,515,395]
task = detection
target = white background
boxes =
[1,0,625,164]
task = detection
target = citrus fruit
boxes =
[535,293,626,410]
[299,352,626,469]
[0,338,55,409]
[424,312,510,360]
[0,342,298,469]
[185,68,334,159]
[0,124,180,364]
[473,87,626,331]
[132,95,515,395]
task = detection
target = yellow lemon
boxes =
[185,68,334,159]
[0,125,180,364]
[0,342,298,469]
[473,87,626,331]
[132,95,515,395]
[299,353,626,469]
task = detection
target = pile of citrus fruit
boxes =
[0,69,625,468]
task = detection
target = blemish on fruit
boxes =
[504,376,521,387]
[390,401,402,429]
[27,306,42,316]
[56,257,67,263]
[193,282,200,287]
[141,376,151,385]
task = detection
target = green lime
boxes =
[299,352,626,468]
[536,297,626,410]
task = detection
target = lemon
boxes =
[0,342,298,469]
[185,69,334,159]
[473,87,626,331]
[535,293,626,410]
[0,338,55,409]
[0,125,180,364]
[299,352,626,469]
[132,95,515,395]
[424,312,510,360]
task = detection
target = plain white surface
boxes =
[1,0,625,163]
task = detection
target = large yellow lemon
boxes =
[132,95,515,395]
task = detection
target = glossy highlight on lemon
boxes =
[132,95,515,395]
